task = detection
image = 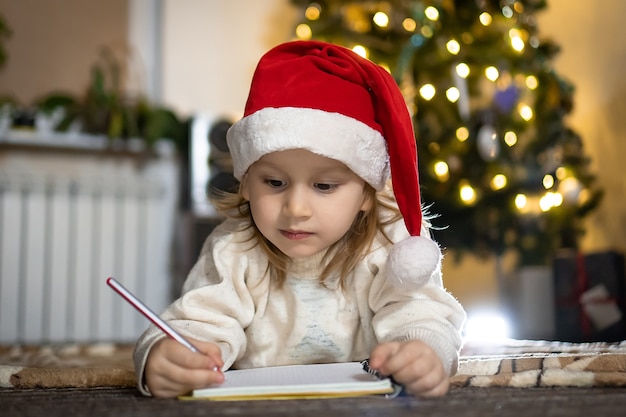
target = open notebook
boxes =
[184,361,396,401]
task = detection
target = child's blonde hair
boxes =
[211,181,402,288]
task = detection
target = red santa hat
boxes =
[227,40,440,289]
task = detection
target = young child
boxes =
[133,40,466,398]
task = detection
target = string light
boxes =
[402,18,417,32]
[446,39,461,55]
[554,192,564,206]
[419,83,436,100]
[460,183,477,205]
[555,166,568,180]
[456,126,469,142]
[373,12,389,28]
[434,161,450,181]
[525,75,538,90]
[305,3,321,20]
[509,29,525,52]
[504,131,518,146]
[446,87,460,102]
[456,63,470,78]
[296,24,312,39]
[502,6,514,18]
[515,193,527,210]
[479,12,493,26]
[518,103,533,121]
[540,192,563,212]
[491,174,507,190]
[485,66,499,81]
[424,6,440,21]
[543,174,555,189]
[352,45,368,58]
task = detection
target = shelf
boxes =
[0,129,173,160]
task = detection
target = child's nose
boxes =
[283,187,312,218]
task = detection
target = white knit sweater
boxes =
[133,216,466,395]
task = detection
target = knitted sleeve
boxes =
[132,219,263,396]
[367,220,466,376]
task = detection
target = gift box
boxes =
[553,250,626,342]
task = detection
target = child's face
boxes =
[241,149,372,259]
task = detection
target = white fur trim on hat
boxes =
[226,107,390,190]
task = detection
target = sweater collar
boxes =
[287,250,329,279]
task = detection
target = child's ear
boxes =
[360,191,374,212]
[240,174,250,201]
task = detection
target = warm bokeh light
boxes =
[515,193,527,209]
[402,17,417,32]
[479,12,493,26]
[504,131,518,146]
[460,182,477,205]
[491,174,507,190]
[456,126,469,142]
[352,45,368,58]
[295,24,312,39]
[419,83,436,100]
[518,103,533,121]
[456,63,470,78]
[434,161,450,181]
[424,6,439,21]
[485,66,499,81]
[305,3,321,20]
[525,75,539,90]
[446,39,460,55]
[543,174,555,189]
[540,191,562,211]
[446,87,460,102]
[509,29,525,52]
[373,11,389,28]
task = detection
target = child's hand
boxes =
[369,340,449,397]
[145,337,224,398]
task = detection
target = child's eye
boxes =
[314,183,338,192]
[264,178,286,188]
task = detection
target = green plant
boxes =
[36,46,187,148]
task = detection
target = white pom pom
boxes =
[386,236,441,290]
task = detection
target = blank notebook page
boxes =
[191,362,392,398]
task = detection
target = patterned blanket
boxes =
[2,340,626,389]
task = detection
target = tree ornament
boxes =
[477,124,500,161]
[494,84,519,113]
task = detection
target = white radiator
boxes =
[0,142,178,344]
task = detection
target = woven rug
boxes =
[1,339,626,389]
[0,343,135,389]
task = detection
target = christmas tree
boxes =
[290,0,602,266]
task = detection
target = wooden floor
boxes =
[3,386,626,417]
